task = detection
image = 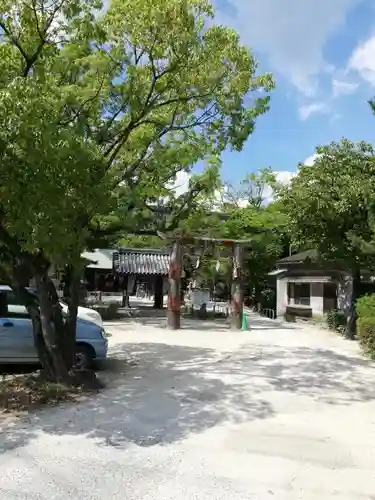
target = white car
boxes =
[0,285,107,368]
[4,286,103,327]
[59,300,103,327]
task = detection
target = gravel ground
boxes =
[1,306,375,499]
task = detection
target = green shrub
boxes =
[356,294,375,318]
[355,294,375,357]
[326,309,346,331]
[357,316,375,359]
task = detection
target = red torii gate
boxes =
[164,235,256,330]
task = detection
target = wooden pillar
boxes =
[154,275,164,309]
[121,275,130,308]
[167,241,181,329]
[230,243,243,329]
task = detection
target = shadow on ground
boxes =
[2,332,375,455]
[0,342,274,454]
[205,344,375,406]
[107,305,296,331]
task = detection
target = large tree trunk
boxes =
[0,229,75,382]
[62,265,80,370]
[34,271,71,383]
[11,281,55,379]
[62,266,70,301]
[11,256,55,379]
[346,268,361,340]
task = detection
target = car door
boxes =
[0,291,36,363]
[0,290,13,362]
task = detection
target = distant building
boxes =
[270,250,375,319]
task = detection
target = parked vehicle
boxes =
[59,300,103,327]
[4,287,103,328]
[0,285,108,368]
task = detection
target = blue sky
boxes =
[209,0,375,186]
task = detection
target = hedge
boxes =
[356,294,375,318]
[326,309,346,332]
[356,294,375,359]
[357,316,375,359]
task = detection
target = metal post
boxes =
[167,240,181,329]
[230,243,243,329]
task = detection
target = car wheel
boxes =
[75,345,94,370]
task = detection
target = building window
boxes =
[288,282,311,306]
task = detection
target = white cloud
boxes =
[303,153,318,166]
[332,78,358,97]
[170,169,297,206]
[169,171,191,196]
[214,0,360,95]
[349,34,375,86]
[260,170,296,203]
[275,170,296,184]
[298,102,328,121]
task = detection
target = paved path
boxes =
[1,312,375,499]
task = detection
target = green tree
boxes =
[280,139,375,338]
[172,169,288,307]
[221,170,287,306]
[223,167,277,209]
[0,0,274,380]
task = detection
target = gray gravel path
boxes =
[1,310,375,499]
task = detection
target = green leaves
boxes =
[281,139,375,268]
[0,0,274,269]
[100,0,274,171]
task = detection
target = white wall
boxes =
[310,282,324,316]
[276,279,324,317]
[276,278,287,317]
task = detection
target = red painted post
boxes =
[230,243,243,329]
[167,240,181,329]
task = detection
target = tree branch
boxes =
[1,0,67,77]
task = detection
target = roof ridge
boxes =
[116,247,170,255]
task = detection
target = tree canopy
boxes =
[280,139,375,269]
[0,0,274,265]
[0,0,275,379]
[279,139,375,336]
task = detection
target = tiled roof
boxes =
[277,249,318,265]
[113,248,170,275]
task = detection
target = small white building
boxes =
[270,250,375,319]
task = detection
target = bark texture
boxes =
[63,265,79,369]
[35,271,71,383]
[230,244,244,330]
[12,256,55,379]
[346,268,361,340]
[0,228,80,383]
[167,241,181,329]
